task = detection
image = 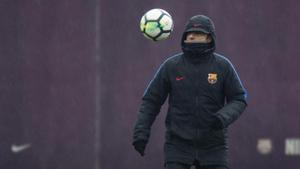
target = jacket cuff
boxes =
[214,114,226,129]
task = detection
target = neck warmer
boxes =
[182,42,215,64]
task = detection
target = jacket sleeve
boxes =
[215,60,247,128]
[133,61,170,144]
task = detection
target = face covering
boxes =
[182,42,215,63]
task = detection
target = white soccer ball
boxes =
[140,8,174,41]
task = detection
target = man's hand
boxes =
[133,140,147,156]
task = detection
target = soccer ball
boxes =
[140,8,174,41]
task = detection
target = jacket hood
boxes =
[181,15,216,46]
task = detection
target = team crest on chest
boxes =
[208,73,218,84]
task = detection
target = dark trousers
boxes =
[165,162,228,169]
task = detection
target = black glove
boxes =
[133,140,147,156]
[211,116,224,130]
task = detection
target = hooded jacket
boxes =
[133,15,247,166]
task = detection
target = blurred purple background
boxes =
[0,0,299,169]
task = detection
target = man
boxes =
[132,15,247,169]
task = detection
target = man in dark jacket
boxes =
[132,15,247,169]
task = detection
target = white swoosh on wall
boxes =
[11,143,31,154]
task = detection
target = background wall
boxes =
[0,1,96,169]
[0,0,299,169]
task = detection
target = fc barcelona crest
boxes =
[208,73,218,84]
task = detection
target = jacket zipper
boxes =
[195,70,200,158]
[196,96,200,159]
